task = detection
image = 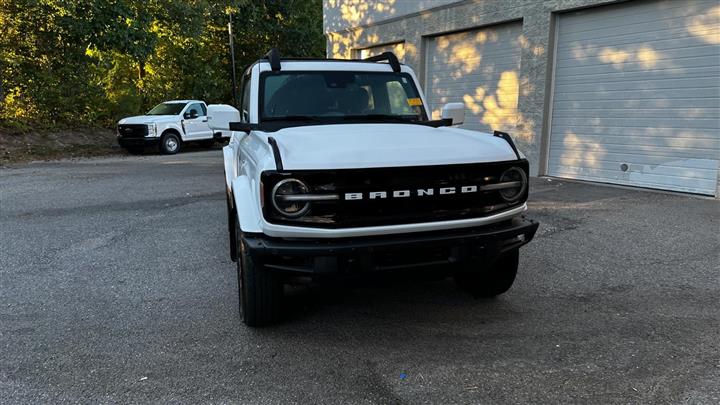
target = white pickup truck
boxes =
[117,100,240,154]
[223,50,538,326]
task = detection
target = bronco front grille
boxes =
[261,159,529,229]
[117,124,148,138]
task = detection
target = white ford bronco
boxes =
[117,100,239,154]
[223,50,538,326]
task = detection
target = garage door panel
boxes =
[554,76,718,93]
[558,27,719,53]
[549,142,720,161]
[549,125,719,139]
[549,159,719,182]
[556,66,720,86]
[553,87,719,102]
[425,22,522,133]
[559,0,711,27]
[558,1,714,36]
[551,116,718,129]
[558,51,720,75]
[552,98,720,111]
[551,107,720,120]
[550,167,718,194]
[558,27,720,52]
[560,17,707,43]
[548,0,720,195]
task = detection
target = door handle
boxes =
[202,119,208,122]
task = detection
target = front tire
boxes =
[454,249,519,298]
[236,223,283,327]
[160,132,181,155]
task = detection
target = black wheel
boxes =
[160,132,181,154]
[236,221,283,327]
[454,249,519,298]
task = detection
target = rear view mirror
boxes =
[441,102,465,126]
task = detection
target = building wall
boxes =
[323,0,628,177]
[324,0,463,33]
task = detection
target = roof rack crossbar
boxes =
[362,52,401,72]
[265,48,281,71]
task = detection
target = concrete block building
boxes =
[323,0,720,196]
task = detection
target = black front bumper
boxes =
[117,136,160,148]
[242,216,538,275]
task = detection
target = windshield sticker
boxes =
[407,98,422,106]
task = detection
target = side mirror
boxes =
[189,109,199,119]
[441,102,465,126]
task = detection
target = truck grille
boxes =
[117,124,148,138]
[261,160,529,229]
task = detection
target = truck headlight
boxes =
[145,123,157,137]
[271,178,311,217]
[498,167,527,202]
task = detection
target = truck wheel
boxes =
[454,249,519,298]
[236,223,283,326]
[160,132,180,154]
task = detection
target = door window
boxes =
[186,103,205,117]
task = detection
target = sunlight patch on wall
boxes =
[559,131,606,170]
[686,5,720,44]
[598,46,662,69]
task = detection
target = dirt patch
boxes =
[0,128,123,166]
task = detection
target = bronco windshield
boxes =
[147,102,187,115]
[260,71,428,122]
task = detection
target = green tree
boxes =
[0,0,325,129]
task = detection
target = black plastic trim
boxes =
[267,137,283,170]
[494,130,521,160]
[241,217,539,274]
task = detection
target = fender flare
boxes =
[159,123,185,140]
[231,175,263,234]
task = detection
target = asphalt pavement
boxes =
[1,150,719,404]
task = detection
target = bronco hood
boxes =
[263,123,520,170]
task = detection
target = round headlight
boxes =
[272,178,311,218]
[499,167,527,202]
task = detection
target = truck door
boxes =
[182,103,213,140]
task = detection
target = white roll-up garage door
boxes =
[548,0,720,195]
[425,22,523,134]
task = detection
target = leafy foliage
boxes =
[0,0,325,129]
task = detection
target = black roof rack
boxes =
[265,48,281,71]
[362,52,401,72]
[256,49,402,73]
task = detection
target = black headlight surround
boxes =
[498,166,528,203]
[271,178,311,218]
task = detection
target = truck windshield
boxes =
[260,71,428,122]
[147,102,187,115]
